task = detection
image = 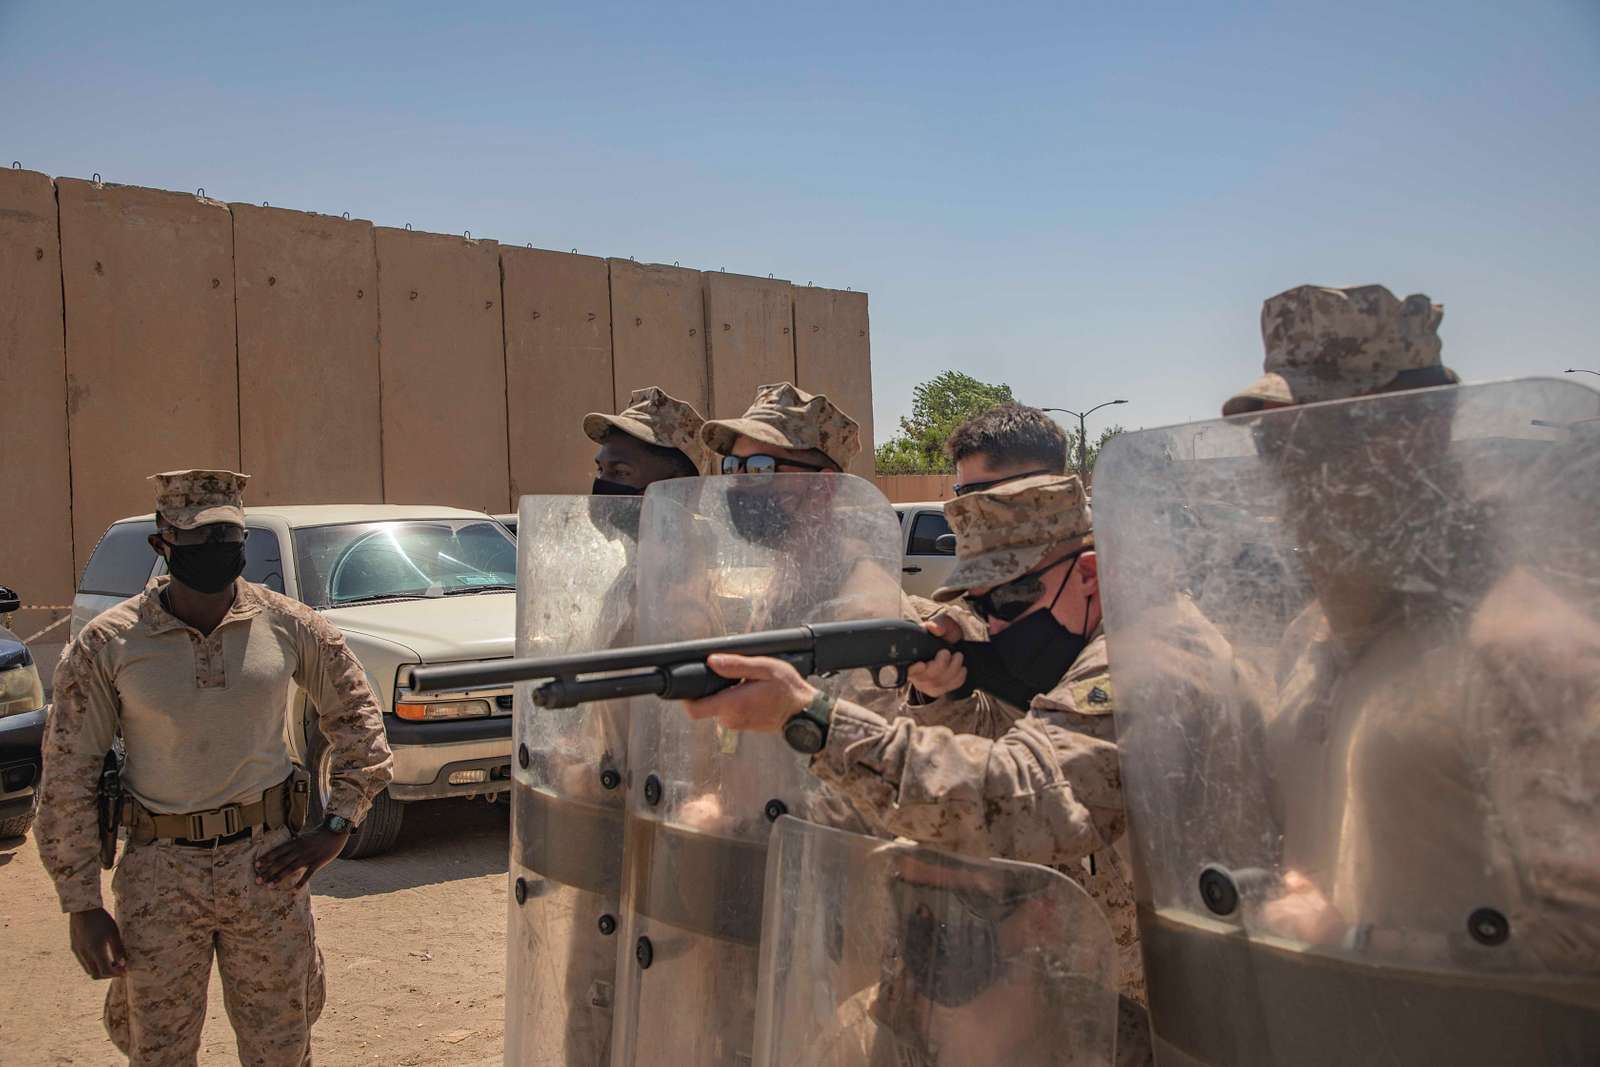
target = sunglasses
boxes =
[952,469,1051,497]
[720,454,832,475]
[964,556,1069,623]
[161,524,249,547]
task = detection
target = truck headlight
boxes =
[0,663,44,718]
[394,698,492,722]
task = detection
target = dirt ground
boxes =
[0,798,510,1066]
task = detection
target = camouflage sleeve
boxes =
[809,699,1122,866]
[36,632,121,913]
[291,610,394,824]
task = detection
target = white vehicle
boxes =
[72,505,517,858]
[892,501,957,599]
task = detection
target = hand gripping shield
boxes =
[506,494,642,1066]
[1093,378,1600,1066]
[753,816,1118,1067]
[610,474,905,1066]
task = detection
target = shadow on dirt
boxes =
[312,796,508,899]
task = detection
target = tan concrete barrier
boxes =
[704,271,796,418]
[58,179,241,571]
[0,169,74,644]
[233,203,383,505]
[794,286,874,477]
[502,248,614,496]
[0,169,874,619]
[873,474,955,503]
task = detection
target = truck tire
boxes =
[306,712,404,859]
[0,799,35,840]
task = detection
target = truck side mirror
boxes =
[934,534,957,555]
[0,586,19,616]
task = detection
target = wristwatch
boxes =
[782,690,837,755]
[323,814,356,835]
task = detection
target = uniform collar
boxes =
[139,576,265,636]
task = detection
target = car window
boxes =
[243,527,286,594]
[907,512,955,556]
[293,520,517,609]
[79,521,158,596]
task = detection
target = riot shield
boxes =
[753,816,1118,1067]
[1094,378,1600,1066]
[506,494,641,1067]
[610,474,905,1067]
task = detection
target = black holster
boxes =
[96,750,124,870]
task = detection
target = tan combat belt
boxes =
[123,773,311,844]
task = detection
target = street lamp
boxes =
[1042,400,1129,478]
[1566,368,1600,378]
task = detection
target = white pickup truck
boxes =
[72,505,517,857]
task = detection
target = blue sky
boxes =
[4,0,1596,441]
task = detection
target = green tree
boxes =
[874,371,1015,474]
[1066,423,1127,480]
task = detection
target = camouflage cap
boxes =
[149,469,249,529]
[932,474,1093,602]
[700,382,861,471]
[1223,284,1457,417]
[584,387,711,473]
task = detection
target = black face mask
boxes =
[591,477,643,497]
[954,556,1091,708]
[726,485,794,548]
[587,494,642,540]
[899,901,1004,1008]
[166,542,246,595]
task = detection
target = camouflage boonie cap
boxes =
[149,469,249,529]
[584,387,711,473]
[1223,284,1457,417]
[933,474,1093,602]
[701,382,861,472]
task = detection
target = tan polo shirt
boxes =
[36,576,393,912]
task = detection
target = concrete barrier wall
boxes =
[795,286,875,477]
[1,170,875,629]
[502,248,614,497]
[233,204,383,506]
[0,169,74,655]
[872,474,955,503]
[58,179,242,574]
[704,271,796,418]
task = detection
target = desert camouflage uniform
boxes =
[701,380,861,472]
[1222,282,1455,416]
[585,386,713,473]
[36,470,392,1067]
[807,475,1153,1066]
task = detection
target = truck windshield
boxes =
[293,520,517,609]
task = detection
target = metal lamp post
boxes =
[1042,400,1129,478]
[1566,369,1600,378]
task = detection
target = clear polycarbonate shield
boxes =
[753,816,1118,1067]
[505,494,642,1067]
[1093,378,1600,1066]
[610,474,905,1067]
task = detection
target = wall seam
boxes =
[499,249,514,510]
[701,271,715,415]
[228,205,244,474]
[53,176,77,594]
[372,226,386,502]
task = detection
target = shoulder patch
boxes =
[1068,676,1115,714]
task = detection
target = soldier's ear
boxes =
[1076,551,1099,585]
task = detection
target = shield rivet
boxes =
[1198,865,1240,918]
[600,768,621,791]
[598,914,617,936]
[764,799,787,822]
[643,774,662,806]
[513,878,527,906]
[635,936,653,969]
[517,744,530,769]
[1468,907,1509,947]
